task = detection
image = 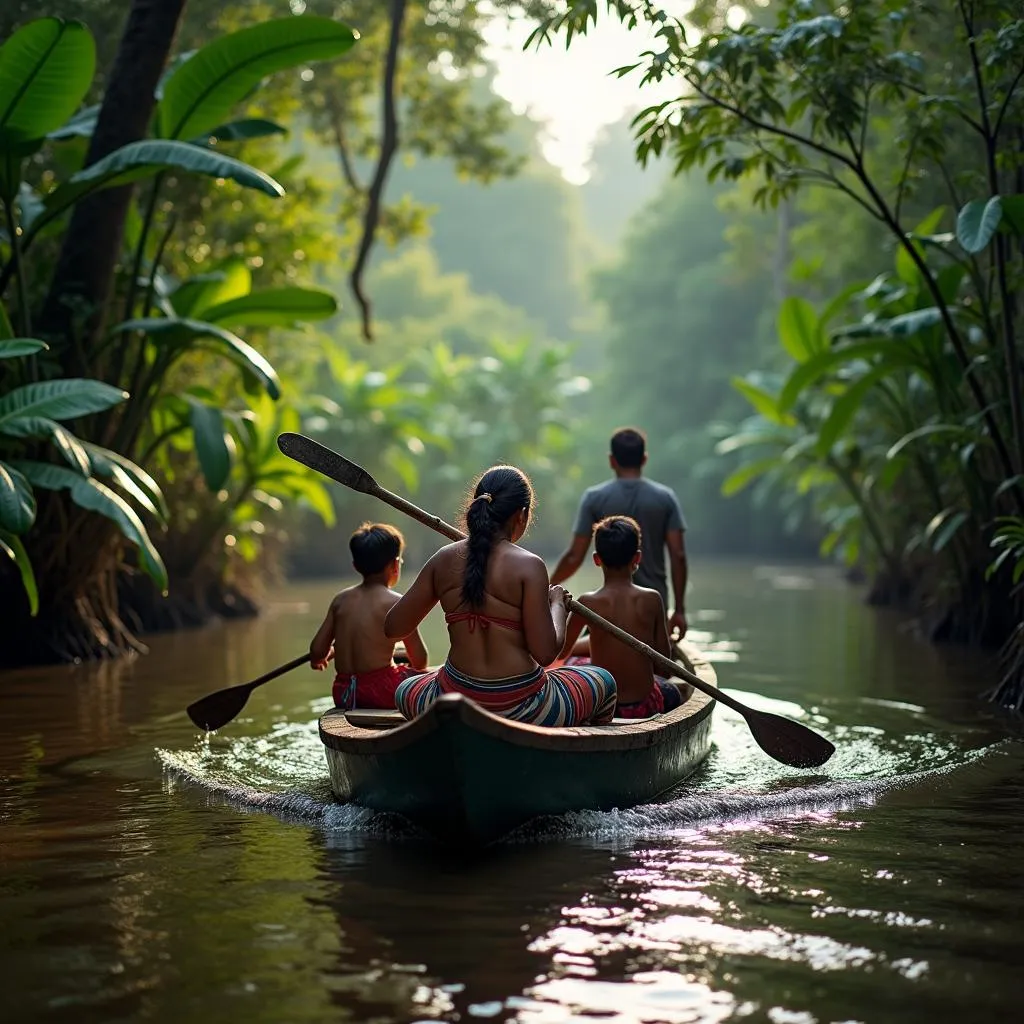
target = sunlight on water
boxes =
[7,571,1023,1024]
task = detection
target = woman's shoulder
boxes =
[428,539,467,562]
[502,544,547,579]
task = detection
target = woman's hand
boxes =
[548,585,572,650]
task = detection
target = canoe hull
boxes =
[320,642,716,846]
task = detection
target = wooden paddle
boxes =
[187,653,309,731]
[277,432,836,769]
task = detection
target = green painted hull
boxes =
[319,644,717,847]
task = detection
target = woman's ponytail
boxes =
[460,467,534,607]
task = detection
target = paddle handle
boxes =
[247,653,310,689]
[370,481,739,711]
[564,600,742,712]
[372,484,464,543]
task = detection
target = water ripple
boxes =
[158,689,996,846]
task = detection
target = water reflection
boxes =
[2,563,1022,1024]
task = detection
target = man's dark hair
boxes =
[610,427,647,469]
[350,522,404,576]
[594,515,641,569]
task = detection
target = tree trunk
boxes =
[38,0,188,359]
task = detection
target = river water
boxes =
[1,561,1021,1023]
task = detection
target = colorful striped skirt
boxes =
[395,660,618,727]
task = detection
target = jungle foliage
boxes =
[536,0,1024,704]
[0,1,587,666]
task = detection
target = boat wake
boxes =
[157,690,999,845]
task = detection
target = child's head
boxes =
[593,515,642,574]
[350,522,404,584]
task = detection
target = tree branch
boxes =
[325,88,363,194]
[349,0,407,342]
[993,64,1024,141]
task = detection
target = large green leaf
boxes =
[777,297,820,362]
[720,457,779,497]
[114,317,281,399]
[957,196,1003,253]
[202,286,338,327]
[731,377,792,425]
[0,529,38,614]
[46,102,99,140]
[0,378,126,432]
[171,262,252,319]
[886,423,973,461]
[82,441,168,520]
[187,397,233,490]
[193,118,288,145]
[896,207,945,284]
[817,360,911,455]
[0,19,96,147]
[0,337,48,359]
[832,307,945,341]
[157,16,358,141]
[2,416,92,474]
[27,140,284,244]
[926,509,970,553]
[779,340,920,411]
[14,460,167,589]
[0,459,35,533]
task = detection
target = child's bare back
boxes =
[322,582,408,674]
[309,523,428,710]
[578,583,667,705]
[558,515,690,717]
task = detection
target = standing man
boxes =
[550,427,689,637]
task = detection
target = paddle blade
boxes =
[277,432,377,494]
[745,707,835,768]
[187,683,254,732]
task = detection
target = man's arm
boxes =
[666,528,689,638]
[551,490,596,585]
[550,534,590,586]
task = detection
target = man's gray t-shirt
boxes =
[572,477,687,606]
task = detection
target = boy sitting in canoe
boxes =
[310,522,429,709]
[558,516,691,719]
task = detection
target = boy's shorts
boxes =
[333,664,419,709]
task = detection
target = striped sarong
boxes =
[395,660,617,726]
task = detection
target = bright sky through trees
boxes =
[483,2,749,183]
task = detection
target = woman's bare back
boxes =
[433,539,544,678]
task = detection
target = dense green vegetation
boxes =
[4,0,1021,708]
[538,0,1024,704]
[0,1,588,665]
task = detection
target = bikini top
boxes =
[444,610,524,633]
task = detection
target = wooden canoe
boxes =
[318,640,716,847]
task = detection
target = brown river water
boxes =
[1,561,1021,1024]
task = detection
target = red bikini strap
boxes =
[444,610,523,632]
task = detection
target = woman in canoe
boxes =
[385,466,618,726]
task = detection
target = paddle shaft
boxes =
[362,478,745,712]
[186,653,310,731]
[243,653,310,691]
